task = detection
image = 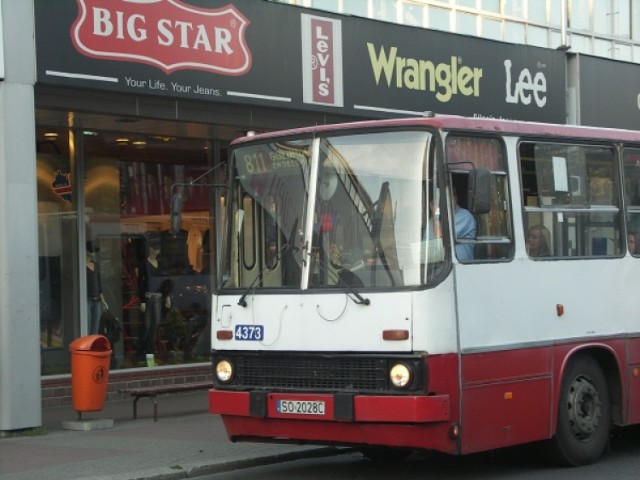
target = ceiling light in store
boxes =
[44,132,59,139]
[150,135,175,143]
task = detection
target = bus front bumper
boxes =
[209,389,450,423]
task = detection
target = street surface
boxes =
[203,425,640,479]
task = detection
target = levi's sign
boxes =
[72,0,252,75]
[301,13,344,107]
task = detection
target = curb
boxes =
[188,447,351,478]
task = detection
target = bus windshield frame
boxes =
[219,128,447,292]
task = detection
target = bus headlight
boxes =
[216,360,234,383]
[389,363,412,388]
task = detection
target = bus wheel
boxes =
[551,354,610,466]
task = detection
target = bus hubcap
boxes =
[567,375,601,440]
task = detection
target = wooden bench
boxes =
[119,382,212,422]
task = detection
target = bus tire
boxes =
[550,353,610,466]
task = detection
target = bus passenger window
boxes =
[623,148,640,257]
[445,135,512,262]
[520,142,621,258]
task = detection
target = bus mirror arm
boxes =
[169,162,228,234]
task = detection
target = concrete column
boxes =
[0,0,41,431]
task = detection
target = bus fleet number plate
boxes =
[276,399,326,415]
[234,324,264,341]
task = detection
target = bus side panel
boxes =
[626,336,640,425]
[460,348,552,454]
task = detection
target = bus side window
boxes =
[520,142,621,258]
[623,148,640,257]
[445,135,513,262]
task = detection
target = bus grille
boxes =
[212,352,425,393]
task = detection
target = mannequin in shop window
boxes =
[86,241,108,334]
[139,235,172,356]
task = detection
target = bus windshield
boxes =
[220,129,441,291]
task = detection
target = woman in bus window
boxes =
[527,224,551,257]
[627,232,638,255]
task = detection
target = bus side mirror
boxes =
[467,169,492,214]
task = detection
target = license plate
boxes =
[234,324,264,341]
[276,399,326,415]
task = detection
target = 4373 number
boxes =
[234,324,264,341]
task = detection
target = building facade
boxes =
[1,0,640,431]
[278,0,640,63]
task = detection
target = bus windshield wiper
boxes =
[336,276,371,305]
[315,261,371,306]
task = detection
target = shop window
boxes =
[37,127,80,374]
[37,125,218,375]
[102,139,214,368]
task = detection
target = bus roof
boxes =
[231,114,640,146]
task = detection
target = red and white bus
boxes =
[209,114,640,466]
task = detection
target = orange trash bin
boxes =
[69,335,112,412]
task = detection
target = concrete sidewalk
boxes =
[0,390,341,479]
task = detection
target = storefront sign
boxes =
[35,0,566,123]
[301,14,343,108]
[577,55,640,130]
[72,0,251,75]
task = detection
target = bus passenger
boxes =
[527,225,551,257]
[628,232,637,255]
[453,189,476,261]
[428,188,476,260]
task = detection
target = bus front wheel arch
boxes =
[550,353,611,466]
